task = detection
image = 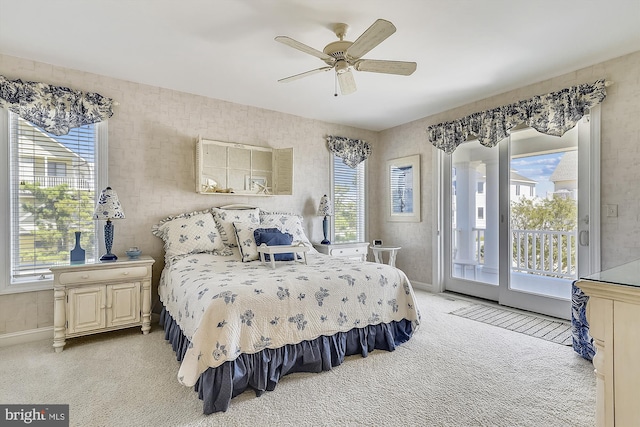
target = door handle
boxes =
[579,230,589,246]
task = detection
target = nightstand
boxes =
[313,242,370,262]
[50,255,155,352]
[370,245,401,267]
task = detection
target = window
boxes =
[477,181,484,194]
[477,207,484,220]
[332,156,366,243]
[1,112,107,292]
[47,161,67,177]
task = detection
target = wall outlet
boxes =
[605,204,618,217]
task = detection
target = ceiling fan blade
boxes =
[354,59,417,76]
[278,66,333,83]
[274,36,335,62]
[337,70,357,95]
[345,19,396,60]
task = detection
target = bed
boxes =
[153,206,421,414]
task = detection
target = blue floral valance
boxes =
[0,75,115,136]
[428,79,607,154]
[326,135,371,168]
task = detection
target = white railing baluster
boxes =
[456,228,577,279]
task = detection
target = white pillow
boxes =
[233,222,259,262]
[259,211,314,248]
[154,211,225,259]
[212,207,260,247]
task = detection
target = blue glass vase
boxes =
[70,231,85,264]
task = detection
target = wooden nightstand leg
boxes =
[141,278,152,335]
[389,250,398,267]
[53,287,67,352]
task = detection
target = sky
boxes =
[510,152,564,197]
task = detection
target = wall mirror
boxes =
[196,137,293,196]
[387,154,421,222]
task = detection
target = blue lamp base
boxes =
[100,220,118,261]
[321,215,331,245]
[100,253,118,262]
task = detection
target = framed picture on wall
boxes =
[387,154,420,222]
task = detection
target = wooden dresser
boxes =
[576,260,640,427]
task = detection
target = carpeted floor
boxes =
[450,303,573,345]
[0,291,595,427]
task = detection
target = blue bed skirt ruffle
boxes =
[160,306,414,414]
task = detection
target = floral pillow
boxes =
[259,211,315,250]
[212,207,260,247]
[233,222,260,262]
[152,210,226,259]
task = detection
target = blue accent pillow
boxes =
[254,228,294,261]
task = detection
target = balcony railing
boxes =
[23,175,91,190]
[512,229,577,279]
[453,228,577,279]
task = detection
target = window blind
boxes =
[332,157,365,243]
[9,114,98,280]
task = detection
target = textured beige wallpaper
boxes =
[1,50,639,337]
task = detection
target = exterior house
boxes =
[549,150,578,199]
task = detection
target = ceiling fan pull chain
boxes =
[334,72,338,97]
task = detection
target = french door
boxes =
[442,110,600,319]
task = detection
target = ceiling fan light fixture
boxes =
[335,60,349,74]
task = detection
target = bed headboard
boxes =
[218,204,259,210]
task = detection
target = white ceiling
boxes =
[1,0,639,131]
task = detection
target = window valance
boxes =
[428,79,607,154]
[0,75,115,136]
[326,135,371,168]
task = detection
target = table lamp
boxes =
[93,187,125,261]
[317,194,334,245]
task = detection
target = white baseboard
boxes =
[410,280,434,293]
[0,326,53,348]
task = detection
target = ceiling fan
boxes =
[275,19,417,95]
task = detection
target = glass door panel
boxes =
[444,139,499,302]
[508,128,578,302]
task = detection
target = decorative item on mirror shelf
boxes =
[202,178,234,193]
[126,247,142,259]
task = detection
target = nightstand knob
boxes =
[123,271,129,275]
[81,274,89,279]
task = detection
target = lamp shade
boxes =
[317,195,334,217]
[93,187,126,220]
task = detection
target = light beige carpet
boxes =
[0,291,595,427]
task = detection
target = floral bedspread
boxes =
[159,250,421,387]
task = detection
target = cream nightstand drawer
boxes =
[313,242,370,261]
[58,266,148,285]
[330,246,364,257]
